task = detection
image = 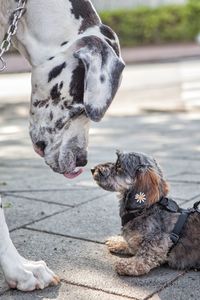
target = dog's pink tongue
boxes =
[63,168,83,179]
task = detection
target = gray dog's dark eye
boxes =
[115,159,121,170]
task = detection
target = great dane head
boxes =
[2,0,125,178]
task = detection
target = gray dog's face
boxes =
[92,151,163,192]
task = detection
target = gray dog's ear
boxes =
[74,36,125,122]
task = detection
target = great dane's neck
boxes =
[3,0,101,66]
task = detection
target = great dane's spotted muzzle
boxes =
[30,33,124,179]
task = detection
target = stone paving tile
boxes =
[0,158,47,169]
[25,192,195,243]
[155,148,200,160]
[89,115,200,152]
[168,182,200,200]
[151,272,200,300]
[179,198,200,209]
[0,166,74,192]
[1,282,134,300]
[2,194,66,231]
[157,158,200,178]
[92,114,198,134]
[6,188,107,207]
[27,194,121,243]
[1,69,200,300]
[90,134,165,153]
[0,229,184,300]
[169,173,200,183]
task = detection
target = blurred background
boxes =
[1,0,200,170]
[93,0,186,10]
[2,0,200,112]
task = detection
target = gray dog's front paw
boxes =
[106,236,131,255]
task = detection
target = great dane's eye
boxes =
[69,106,85,119]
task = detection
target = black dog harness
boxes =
[122,196,200,246]
[159,198,200,245]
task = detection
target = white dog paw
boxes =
[1,247,60,291]
[6,259,60,291]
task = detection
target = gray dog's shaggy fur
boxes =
[92,151,200,276]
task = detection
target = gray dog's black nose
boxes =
[91,168,95,175]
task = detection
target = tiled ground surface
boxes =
[0,65,200,299]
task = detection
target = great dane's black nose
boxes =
[34,141,46,157]
[36,141,46,152]
[76,156,88,167]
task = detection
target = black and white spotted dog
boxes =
[0,0,125,291]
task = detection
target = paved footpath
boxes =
[0,62,200,299]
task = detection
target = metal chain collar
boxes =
[0,0,27,72]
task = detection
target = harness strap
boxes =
[170,212,189,244]
[159,197,180,213]
[121,197,200,248]
[194,201,200,211]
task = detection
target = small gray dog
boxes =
[91,151,200,276]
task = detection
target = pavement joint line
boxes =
[175,198,187,204]
[0,281,138,300]
[3,190,109,209]
[180,194,200,204]
[155,155,200,161]
[173,197,186,200]
[3,192,75,208]
[167,171,187,179]
[8,192,109,234]
[169,173,200,180]
[9,207,71,233]
[143,271,186,300]
[0,187,98,193]
[185,171,200,175]
[171,171,200,176]
[60,278,139,300]
[169,192,200,202]
[191,193,200,200]
[74,191,110,208]
[22,227,105,245]
[169,179,200,184]
[3,193,187,208]
[0,288,10,297]
[0,164,47,169]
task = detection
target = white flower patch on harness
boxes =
[135,192,146,204]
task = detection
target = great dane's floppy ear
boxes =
[74,36,125,122]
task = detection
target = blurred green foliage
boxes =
[100,1,200,47]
